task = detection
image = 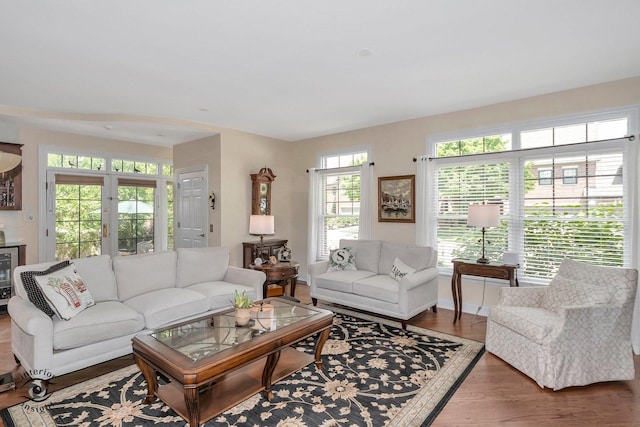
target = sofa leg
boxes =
[312,298,318,306]
[401,320,407,330]
[14,354,20,365]
[431,305,437,313]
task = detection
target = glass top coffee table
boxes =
[132,298,334,427]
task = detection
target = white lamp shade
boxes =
[467,204,500,228]
[249,215,275,235]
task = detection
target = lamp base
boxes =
[476,257,490,264]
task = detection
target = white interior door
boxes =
[176,168,208,248]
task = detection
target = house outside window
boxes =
[428,110,633,282]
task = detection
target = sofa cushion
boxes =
[20,260,71,317]
[489,306,559,345]
[113,251,177,301]
[339,239,381,273]
[124,287,209,329]
[52,301,144,350]
[176,247,230,288]
[389,257,416,281]
[315,270,376,293]
[187,281,257,310]
[353,274,400,304]
[34,264,95,320]
[72,255,118,302]
[327,247,357,272]
[379,242,434,275]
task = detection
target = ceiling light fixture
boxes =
[104,125,113,130]
[357,48,373,57]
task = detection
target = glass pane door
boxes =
[117,182,155,255]
[53,178,104,260]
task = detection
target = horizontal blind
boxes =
[435,160,510,267]
[318,169,361,259]
[519,148,627,278]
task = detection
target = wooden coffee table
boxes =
[132,298,334,427]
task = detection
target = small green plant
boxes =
[231,290,253,309]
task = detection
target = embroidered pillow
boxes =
[389,257,416,281]
[541,275,611,312]
[20,260,71,317]
[34,263,95,320]
[327,247,357,272]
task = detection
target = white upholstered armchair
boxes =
[486,258,638,390]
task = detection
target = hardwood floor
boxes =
[1,284,639,426]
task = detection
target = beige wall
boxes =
[3,76,639,314]
[0,127,172,265]
[291,76,640,311]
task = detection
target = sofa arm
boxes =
[307,261,330,287]
[224,266,266,299]
[8,296,54,372]
[399,267,439,291]
[498,286,545,307]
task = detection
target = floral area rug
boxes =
[1,307,484,427]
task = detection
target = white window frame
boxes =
[39,145,173,261]
[426,106,638,283]
[309,146,371,263]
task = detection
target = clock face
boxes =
[254,257,263,265]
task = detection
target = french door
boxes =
[44,171,168,261]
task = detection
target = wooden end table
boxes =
[132,298,333,427]
[250,261,300,298]
[451,258,518,323]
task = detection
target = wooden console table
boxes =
[250,261,300,298]
[451,258,518,323]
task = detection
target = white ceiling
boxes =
[1,0,640,146]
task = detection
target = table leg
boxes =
[314,327,331,370]
[134,354,157,404]
[456,273,463,322]
[262,350,281,401]
[451,272,459,324]
[290,277,297,297]
[184,386,200,427]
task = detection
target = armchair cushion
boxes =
[489,306,559,344]
[542,275,610,312]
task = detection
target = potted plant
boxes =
[231,290,254,326]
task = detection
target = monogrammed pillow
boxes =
[327,247,357,272]
[34,264,95,320]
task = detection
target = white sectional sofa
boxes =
[308,239,439,328]
[8,247,265,378]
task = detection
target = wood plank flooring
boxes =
[1,284,638,426]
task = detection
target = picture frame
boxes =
[378,175,415,223]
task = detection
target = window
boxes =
[429,110,633,282]
[562,167,578,184]
[309,149,369,261]
[43,148,173,261]
[538,169,553,185]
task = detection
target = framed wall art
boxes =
[378,175,415,223]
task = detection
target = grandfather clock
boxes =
[251,167,276,215]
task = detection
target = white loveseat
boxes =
[8,247,265,377]
[308,239,438,328]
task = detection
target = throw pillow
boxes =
[33,264,95,320]
[327,247,357,272]
[21,260,71,317]
[541,275,611,312]
[389,257,416,281]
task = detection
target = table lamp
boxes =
[467,203,500,264]
[249,215,275,263]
